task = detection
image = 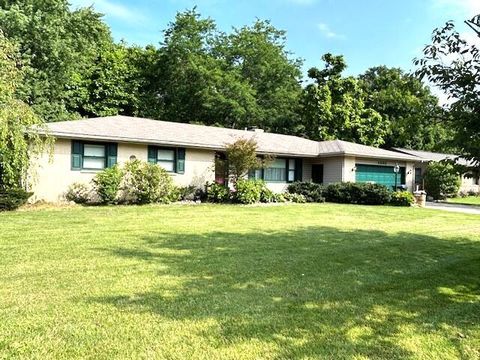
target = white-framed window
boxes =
[157,149,175,172]
[83,144,106,170]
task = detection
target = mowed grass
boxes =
[448,196,480,206]
[0,204,479,360]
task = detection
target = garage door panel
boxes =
[355,164,404,189]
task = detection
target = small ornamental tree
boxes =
[222,138,272,185]
[0,32,50,190]
[424,162,461,200]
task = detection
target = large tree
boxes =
[415,15,480,168]
[0,32,49,188]
[359,66,449,150]
[300,54,387,146]
[0,0,113,122]
[141,9,258,128]
[221,20,303,133]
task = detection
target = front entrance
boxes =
[312,164,324,184]
[215,152,227,185]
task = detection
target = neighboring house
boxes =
[392,148,480,193]
[30,116,420,202]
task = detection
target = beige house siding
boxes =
[322,157,344,184]
[30,138,215,202]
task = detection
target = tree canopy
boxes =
[0,1,453,153]
[359,66,449,151]
[300,54,387,146]
[415,15,480,168]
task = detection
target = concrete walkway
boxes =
[425,202,480,215]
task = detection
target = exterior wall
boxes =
[30,138,215,202]
[460,176,480,193]
[322,157,345,184]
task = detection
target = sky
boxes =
[69,0,480,77]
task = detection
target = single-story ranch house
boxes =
[31,115,423,202]
[28,115,479,202]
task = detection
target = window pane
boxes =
[158,149,175,161]
[288,170,295,182]
[289,159,295,170]
[84,144,105,157]
[264,168,286,181]
[158,160,174,172]
[271,159,287,169]
[255,169,262,179]
[83,157,105,169]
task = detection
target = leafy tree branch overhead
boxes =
[415,14,480,170]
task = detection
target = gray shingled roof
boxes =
[43,116,320,157]
[40,116,421,160]
[318,140,420,161]
[392,148,471,165]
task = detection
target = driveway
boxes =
[425,201,480,215]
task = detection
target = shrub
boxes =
[424,162,461,200]
[178,185,197,201]
[121,160,177,204]
[259,185,276,203]
[92,165,123,204]
[389,191,415,207]
[324,182,391,205]
[206,182,230,203]
[0,188,32,211]
[234,179,264,204]
[65,182,91,204]
[284,192,307,203]
[287,182,325,202]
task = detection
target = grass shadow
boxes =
[89,226,480,358]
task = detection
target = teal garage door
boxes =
[355,164,405,189]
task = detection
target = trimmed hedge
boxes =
[0,188,32,211]
[288,182,396,205]
[287,182,325,202]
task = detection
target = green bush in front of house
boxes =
[66,160,179,205]
[389,191,415,206]
[65,182,92,204]
[287,182,325,202]
[424,162,461,200]
[0,188,32,211]
[120,160,178,204]
[92,165,123,204]
[206,182,231,203]
[323,182,392,205]
[234,179,265,204]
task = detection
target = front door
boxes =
[312,164,324,184]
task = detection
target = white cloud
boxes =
[69,0,147,24]
[317,22,344,39]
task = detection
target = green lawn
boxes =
[448,196,480,206]
[0,204,479,359]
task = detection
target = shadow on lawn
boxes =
[90,226,480,359]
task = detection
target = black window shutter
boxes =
[295,158,303,181]
[176,148,186,174]
[71,140,83,170]
[147,146,157,164]
[106,143,118,168]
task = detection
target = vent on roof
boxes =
[245,126,264,133]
